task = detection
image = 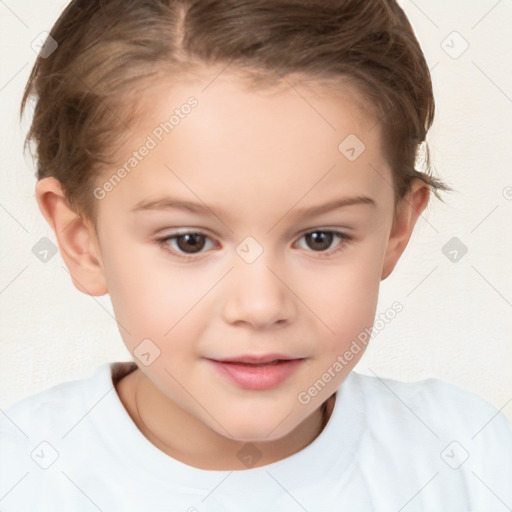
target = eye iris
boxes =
[177,233,206,253]
[306,231,333,251]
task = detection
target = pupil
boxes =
[307,231,332,251]
[178,234,205,253]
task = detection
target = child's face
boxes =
[83,72,416,441]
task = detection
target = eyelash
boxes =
[155,229,354,261]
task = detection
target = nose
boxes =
[222,251,297,329]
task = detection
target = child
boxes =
[1,0,511,510]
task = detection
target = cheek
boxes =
[306,242,384,355]
[101,240,211,364]
[99,239,176,338]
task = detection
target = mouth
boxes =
[206,355,305,390]
[210,353,302,365]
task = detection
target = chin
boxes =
[216,416,297,443]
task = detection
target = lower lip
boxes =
[207,359,304,390]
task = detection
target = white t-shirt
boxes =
[1,361,511,511]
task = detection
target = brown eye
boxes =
[304,231,335,251]
[174,233,207,254]
[296,230,352,255]
[156,231,214,259]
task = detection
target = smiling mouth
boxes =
[206,357,305,390]
[209,353,304,365]
[220,359,289,366]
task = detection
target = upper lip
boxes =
[208,354,303,364]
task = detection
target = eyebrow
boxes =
[131,195,376,219]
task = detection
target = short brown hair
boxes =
[20,0,452,228]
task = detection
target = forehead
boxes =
[134,69,378,137]
[96,70,391,220]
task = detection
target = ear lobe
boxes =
[381,180,430,281]
[35,177,108,296]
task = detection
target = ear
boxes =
[35,177,108,296]
[381,179,430,281]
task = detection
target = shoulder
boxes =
[0,369,94,498]
[0,362,133,466]
[0,362,138,508]
[345,370,512,461]
[1,361,136,432]
[1,364,106,434]
[347,370,511,432]
[339,371,512,504]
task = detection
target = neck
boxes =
[118,369,335,470]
